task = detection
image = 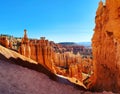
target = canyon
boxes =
[18,29,93,82]
[0,30,93,88]
[0,0,120,93]
[0,45,112,94]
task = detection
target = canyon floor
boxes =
[0,60,114,94]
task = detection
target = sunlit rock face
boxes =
[82,58,93,74]
[53,52,83,81]
[18,30,91,82]
[91,0,120,92]
[32,39,54,71]
[69,63,83,81]
[19,35,54,71]
[0,36,11,48]
[18,29,31,58]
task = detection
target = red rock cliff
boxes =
[91,0,120,92]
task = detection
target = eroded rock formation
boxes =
[91,0,120,92]
[18,29,31,58]
[0,36,11,48]
[18,30,93,83]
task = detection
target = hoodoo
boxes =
[19,29,31,58]
[18,30,90,82]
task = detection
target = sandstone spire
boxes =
[19,29,31,58]
[24,29,28,39]
[22,29,29,44]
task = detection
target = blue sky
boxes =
[0,0,102,43]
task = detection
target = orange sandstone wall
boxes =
[91,0,120,92]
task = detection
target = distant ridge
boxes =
[58,42,78,46]
[58,42,91,47]
[77,42,91,47]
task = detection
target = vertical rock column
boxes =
[18,29,31,58]
[91,0,120,92]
